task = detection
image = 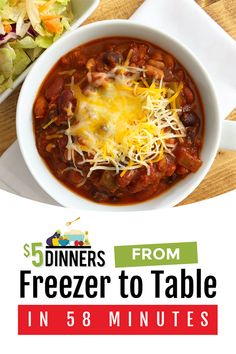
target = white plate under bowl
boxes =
[0,0,99,104]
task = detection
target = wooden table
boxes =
[0,0,235,205]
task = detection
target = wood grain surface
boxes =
[0,0,235,206]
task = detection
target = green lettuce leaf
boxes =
[25,0,46,37]
[12,48,31,78]
[0,45,15,79]
[26,46,43,61]
[16,36,37,49]
[0,44,16,93]
[61,16,71,31]
[0,2,26,22]
[35,35,54,48]
[0,0,74,94]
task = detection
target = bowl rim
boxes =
[16,19,221,211]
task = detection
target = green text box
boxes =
[114,242,198,267]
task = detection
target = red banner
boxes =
[18,304,217,335]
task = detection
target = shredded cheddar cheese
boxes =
[64,64,186,177]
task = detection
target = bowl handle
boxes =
[220,120,236,151]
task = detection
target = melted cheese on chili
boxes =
[65,67,186,177]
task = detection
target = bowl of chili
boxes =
[16,20,222,210]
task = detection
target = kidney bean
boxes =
[103,51,122,67]
[175,69,185,81]
[152,51,164,61]
[146,65,164,79]
[148,59,165,69]
[57,89,74,114]
[181,112,200,127]
[164,54,175,69]
[183,86,194,104]
[34,96,48,118]
[138,44,148,59]
[45,76,64,100]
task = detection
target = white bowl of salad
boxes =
[0,0,99,103]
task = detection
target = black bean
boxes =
[162,172,179,185]
[182,104,193,113]
[186,127,199,144]
[181,112,200,127]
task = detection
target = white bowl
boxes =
[0,0,100,104]
[16,20,221,211]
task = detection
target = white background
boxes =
[0,189,235,353]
